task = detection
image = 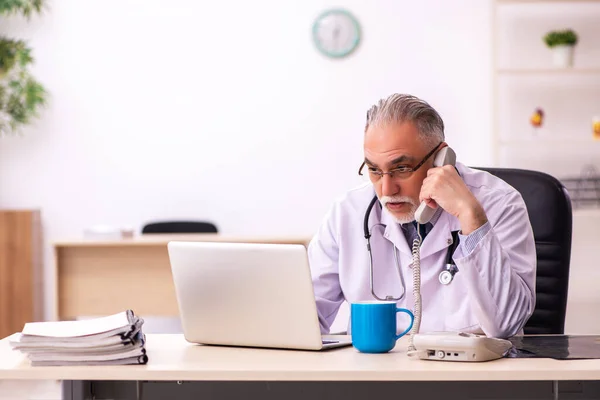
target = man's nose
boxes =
[380,174,399,197]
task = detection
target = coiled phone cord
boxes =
[407,225,423,355]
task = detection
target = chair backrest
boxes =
[142,221,218,234]
[475,167,573,334]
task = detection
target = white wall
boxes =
[0,0,494,321]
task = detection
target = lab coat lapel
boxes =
[379,206,412,256]
[418,210,456,260]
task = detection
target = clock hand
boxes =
[332,24,340,50]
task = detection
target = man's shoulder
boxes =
[332,181,376,210]
[319,182,376,225]
[313,182,374,236]
[458,163,519,198]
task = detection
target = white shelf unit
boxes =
[497,0,600,3]
[497,68,600,75]
[492,0,600,181]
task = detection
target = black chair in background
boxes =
[141,221,218,234]
[476,167,573,335]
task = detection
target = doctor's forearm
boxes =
[468,269,532,338]
[456,230,535,338]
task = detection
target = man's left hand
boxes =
[419,165,488,235]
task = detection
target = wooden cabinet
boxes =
[0,210,42,338]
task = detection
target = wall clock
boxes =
[312,9,361,59]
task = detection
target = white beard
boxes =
[379,195,417,224]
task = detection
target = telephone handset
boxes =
[407,145,457,355]
[414,146,457,224]
[406,145,510,362]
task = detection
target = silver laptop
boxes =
[167,241,352,351]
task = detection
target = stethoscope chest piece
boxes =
[438,264,459,285]
[439,231,460,285]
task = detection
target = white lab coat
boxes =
[307,162,536,339]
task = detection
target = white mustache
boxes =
[380,196,416,206]
[380,196,417,224]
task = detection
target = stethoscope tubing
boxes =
[363,195,460,301]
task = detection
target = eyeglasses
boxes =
[358,142,443,181]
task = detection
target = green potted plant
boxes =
[0,0,47,136]
[543,29,578,68]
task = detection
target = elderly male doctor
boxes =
[308,94,536,339]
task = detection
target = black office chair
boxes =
[141,221,218,234]
[475,167,573,334]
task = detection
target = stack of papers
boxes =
[9,310,147,366]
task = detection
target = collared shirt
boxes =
[400,207,492,256]
[400,207,442,245]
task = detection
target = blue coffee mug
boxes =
[351,301,414,353]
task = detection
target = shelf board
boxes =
[496,0,600,3]
[498,138,600,145]
[496,68,600,75]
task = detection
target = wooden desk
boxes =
[2,333,600,400]
[52,235,311,321]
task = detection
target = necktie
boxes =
[412,221,430,242]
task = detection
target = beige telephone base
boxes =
[411,332,513,362]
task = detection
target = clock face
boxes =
[312,9,361,59]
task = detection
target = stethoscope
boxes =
[363,195,460,301]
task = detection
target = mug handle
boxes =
[395,308,415,340]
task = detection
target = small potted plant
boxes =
[543,29,578,68]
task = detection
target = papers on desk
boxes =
[9,310,148,366]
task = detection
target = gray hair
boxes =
[364,93,445,147]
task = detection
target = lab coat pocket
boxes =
[442,277,479,332]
